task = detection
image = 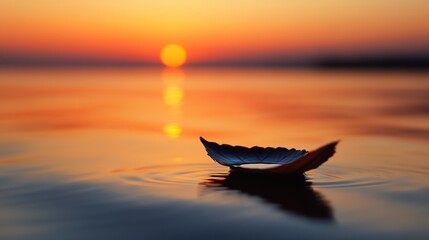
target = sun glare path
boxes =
[160,44,187,67]
[163,123,182,138]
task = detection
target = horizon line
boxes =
[1,55,428,70]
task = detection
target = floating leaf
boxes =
[200,137,338,175]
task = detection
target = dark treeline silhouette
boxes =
[317,55,429,70]
[1,51,428,69]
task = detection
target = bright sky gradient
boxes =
[1,0,429,64]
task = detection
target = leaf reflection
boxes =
[201,172,334,222]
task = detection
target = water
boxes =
[0,68,428,239]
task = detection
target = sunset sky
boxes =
[1,0,429,65]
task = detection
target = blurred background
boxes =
[1,1,429,240]
[1,0,429,68]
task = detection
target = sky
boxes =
[1,0,429,65]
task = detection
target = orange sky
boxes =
[1,0,429,64]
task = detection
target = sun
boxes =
[160,44,187,67]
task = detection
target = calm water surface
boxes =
[0,68,428,239]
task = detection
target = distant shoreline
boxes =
[0,56,428,70]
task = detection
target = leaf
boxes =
[200,137,338,175]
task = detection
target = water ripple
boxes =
[112,163,396,190]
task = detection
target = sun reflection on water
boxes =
[163,86,184,107]
[163,123,182,138]
[162,68,185,139]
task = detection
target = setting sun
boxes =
[160,44,187,67]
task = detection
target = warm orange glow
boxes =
[162,68,185,138]
[160,44,187,67]
[163,69,184,108]
[1,1,429,64]
[163,123,182,138]
[164,86,184,106]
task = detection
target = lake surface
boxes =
[1,68,428,239]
